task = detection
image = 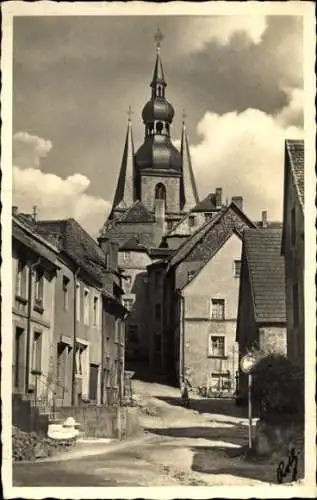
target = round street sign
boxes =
[240,353,257,374]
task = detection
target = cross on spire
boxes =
[127,105,134,122]
[154,28,164,54]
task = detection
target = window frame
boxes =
[188,215,195,228]
[62,276,70,311]
[32,330,42,373]
[83,288,90,326]
[208,335,225,358]
[210,298,225,320]
[76,282,81,322]
[93,296,99,327]
[233,260,242,278]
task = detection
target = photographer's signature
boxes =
[276,447,298,484]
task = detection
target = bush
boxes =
[251,353,304,420]
[12,426,77,461]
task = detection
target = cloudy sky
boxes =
[13,13,305,237]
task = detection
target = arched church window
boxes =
[157,86,162,97]
[156,121,163,134]
[155,183,166,201]
[148,122,154,135]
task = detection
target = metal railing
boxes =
[12,364,69,420]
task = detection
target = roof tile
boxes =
[244,228,286,323]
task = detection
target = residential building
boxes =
[281,139,305,369]
[34,218,127,406]
[236,228,287,402]
[148,200,256,389]
[13,211,127,408]
[12,212,59,404]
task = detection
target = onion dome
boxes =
[135,29,182,174]
[142,98,175,124]
[135,135,182,172]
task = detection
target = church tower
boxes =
[101,30,199,247]
[134,29,183,216]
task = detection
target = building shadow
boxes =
[145,423,248,446]
[156,396,248,418]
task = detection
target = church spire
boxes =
[151,28,166,98]
[180,110,199,210]
[111,106,135,211]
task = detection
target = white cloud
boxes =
[275,87,304,128]
[13,133,111,236]
[185,107,303,221]
[13,132,52,168]
[180,16,268,53]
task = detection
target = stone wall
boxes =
[12,394,49,434]
[56,405,142,439]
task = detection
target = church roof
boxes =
[192,193,217,212]
[117,201,155,223]
[180,122,199,211]
[112,119,135,210]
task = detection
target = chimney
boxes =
[154,198,165,246]
[215,188,222,209]
[261,210,268,228]
[232,196,243,211]
[12,206,19,216]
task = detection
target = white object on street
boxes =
[47,416,81,440]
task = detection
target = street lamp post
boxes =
[240,353,257,449]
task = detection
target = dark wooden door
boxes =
[89,364,99,402]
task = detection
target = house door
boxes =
[57,342,66,399]
[14,327,24,390]
[89,364,99,402]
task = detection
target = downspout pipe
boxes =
[71,267,80,406]
[176,289,185,389]
[25,257,41,394]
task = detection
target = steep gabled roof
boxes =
[116,200,155,223]
[192,193,217,212]
[35,218,108,288]
[244,228,286,324]
[168,202,256,271]
[13,216,59,266]
[286,139,304,210]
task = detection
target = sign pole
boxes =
[248,373,252,449]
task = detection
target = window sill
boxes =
[31,369,42,376]
[75,374,83,379]
[34,303,44,314]
[15,295,27,305]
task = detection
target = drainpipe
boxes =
[25,257,41,394]
[176,289,185,389]
[71,267,80,406]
